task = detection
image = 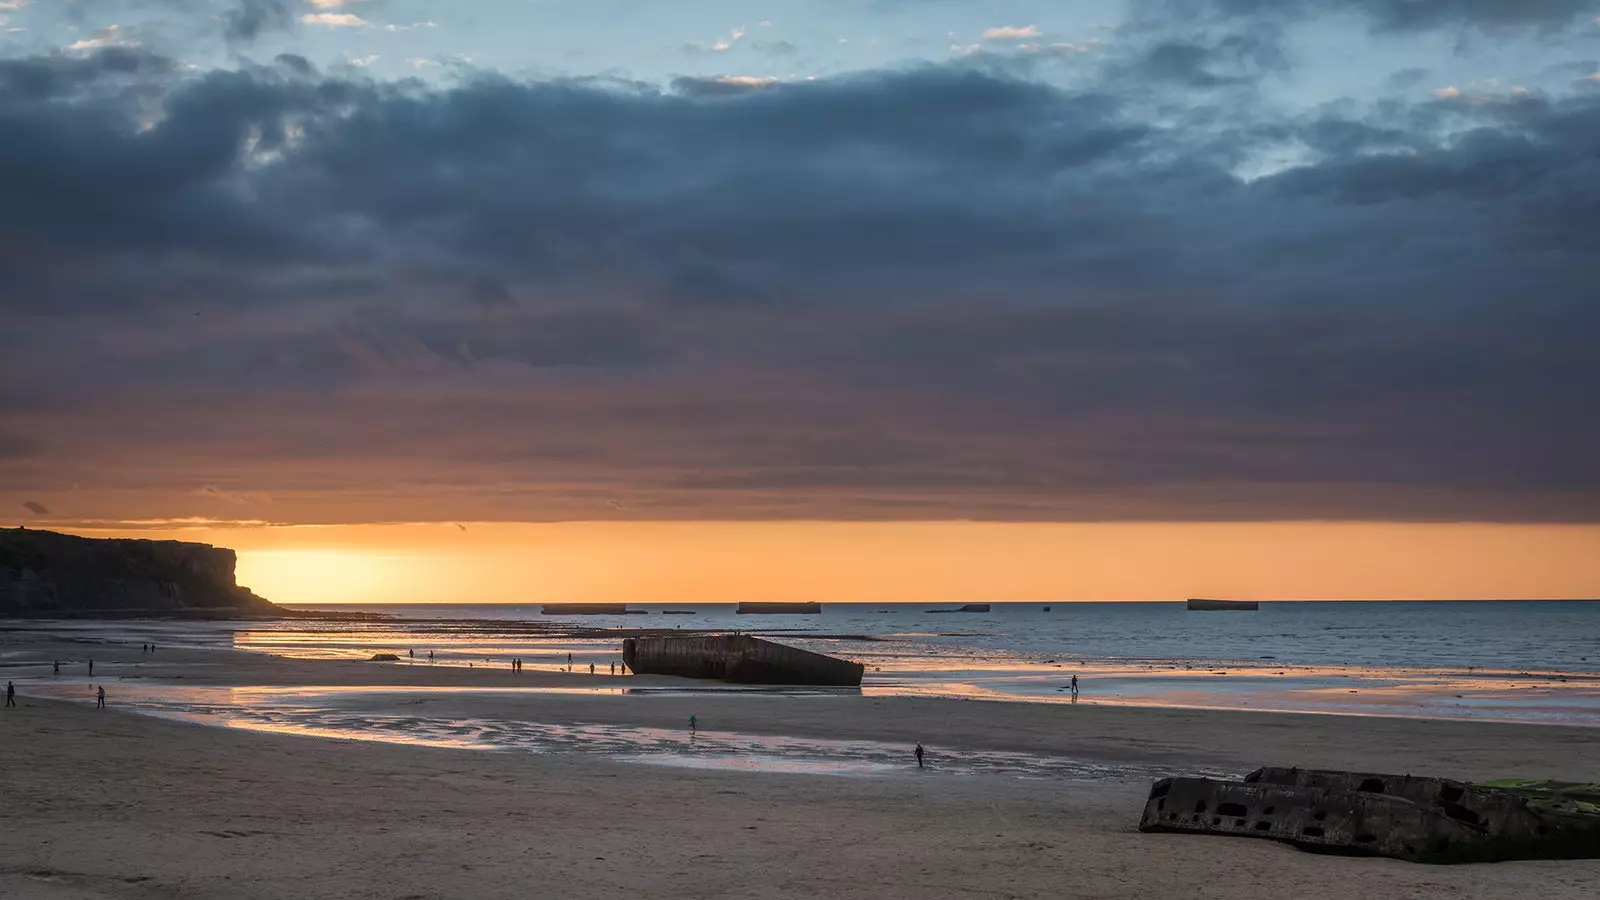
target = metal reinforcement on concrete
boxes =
[1186,598,1259,611]
[622,634,865,686]
[1139,767,1600,864]
[735,602,822,615]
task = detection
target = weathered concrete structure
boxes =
[622,634,864,686]
[1186,598,1259,611]
[929,603,990,613]
[1140,767,1600,864]
[541,604,631,615]
[735,602,821,615]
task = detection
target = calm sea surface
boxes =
[12,601,1600,773]
[16,601,1600,727]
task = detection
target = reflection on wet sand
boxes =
[19,681,1228,781]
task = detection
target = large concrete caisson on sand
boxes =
[622,635,864,686]
[1140,767,1600,864]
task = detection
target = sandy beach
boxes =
[4,630,1600,899]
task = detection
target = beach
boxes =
[4,630,1600,899]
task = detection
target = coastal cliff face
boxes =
[0,527,281,618]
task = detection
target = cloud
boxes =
[67,25,139,52]
[22,501,50,515]
[225,0,293,43]
[301,12,366,28]
[750,39,799,57]
[672,75,780,96]
[1131,0,1600,32]
[0,50,1596,524]
[982,25,1042,41]
[194,485,273,505]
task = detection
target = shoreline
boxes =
[6,628,1600,783]
[5,647,1600,900]
[8,616,1600,728]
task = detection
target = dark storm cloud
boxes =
[222,0,294,43]
[1127,34,1289,87]
[0,46,1597,523]
[22,501,51,516]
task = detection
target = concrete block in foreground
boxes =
[1139,767,1600,864]
[623,634,864,686]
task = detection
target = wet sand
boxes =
[4,630,1600,898]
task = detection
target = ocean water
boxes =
[272,600,1600,674]
[17,601,1600,725]
[11,602,1600,774]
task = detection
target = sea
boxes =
[24,600,1600,726]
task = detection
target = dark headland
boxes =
[0,526,283,619]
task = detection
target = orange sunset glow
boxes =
[45,521,1600,606]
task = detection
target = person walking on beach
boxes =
[609,662,615,676]
[409,648,414,659]
[53,660,60,675]
[1070,675,1079,698]
[428,650,434,662]
[589,663,595,675]
[87,659,93,677]
[96,685,105,709]
[5,681,14,707]
[689,714,697,734]
[914,743,925,768]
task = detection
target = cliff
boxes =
[0,527,282,618]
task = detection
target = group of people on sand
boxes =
[140,643,157,653]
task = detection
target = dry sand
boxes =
[3,631,1599,899]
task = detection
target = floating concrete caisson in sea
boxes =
[1186,598,1259,611]
[622,634,864,686]
[1140,767,1600,864]
[541,604,645,615]
[735,602,822,615]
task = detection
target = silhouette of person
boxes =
[689,714,697,733]
[1070,675,1079,698]
[5,681,14,707]
[428,650,434,661]
[589,663,595,675]
[53,660,60,675]
[610,663,615,675]
[96,685,106,709]
[87,659,93,677]
[409,649,414,659]
[914,743,925,768]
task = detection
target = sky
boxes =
[2,1,1598,602]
